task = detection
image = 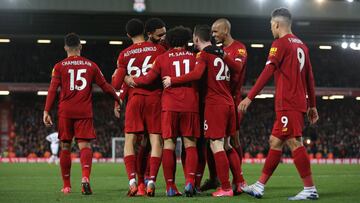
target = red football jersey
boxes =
[48,56,109,118]
[134,48,198,112]
[223,40,247,103]
[171,47,235,106]
[116,41,166,97]
[248,34,316,112]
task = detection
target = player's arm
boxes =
[132,60,161,86]
[111,68,126,90]
[223,54,243,74]
[43,66,61,127]
[247,62,275,100]
[305,55,318,124]
[95,66,120,103]
[170,59,206,85]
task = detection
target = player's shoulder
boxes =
[233,40,247,49]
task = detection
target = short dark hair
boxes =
[126,18,144,37]
[193,24,211,42]
[165,26,192,48]
[64,33,80,47]
[271,7,292,24]
[145,18,165,33]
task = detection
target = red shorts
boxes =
[271,111,305,140]
[162,111,200,139]
[125,94,161,134]
[204,104,236,139]
[58,117,95,141]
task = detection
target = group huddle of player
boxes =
[43,7,320,200]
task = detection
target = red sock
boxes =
[195,141,207,188]
[60,150,71,188]
[124,155,136,180]
[149,156,162,182]
[259,149,282,184]
[80,148,92,179]
[207,145,217,180]
[185,146,198,185]
[226,148,244,184]
[162,149,175,186]
[292,146,314,187]
[213,151,231,190]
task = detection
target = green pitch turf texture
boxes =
[0,163,359,202]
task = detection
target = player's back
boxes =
[272,34,310,112]
[55,55,100,118]
[118,41,166,97]
[198,49,233,106]
[158,48,198,112]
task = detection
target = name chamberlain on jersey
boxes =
[62,60,93,67]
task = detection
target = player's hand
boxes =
[162,76,171,88]
[43,111,53,127]
[114,103,121,118]
[307,107,319,125]
[203,46,224,58]
[238,97,252,113]
[124,75,137,88]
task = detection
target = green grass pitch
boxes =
[0,163,359,202]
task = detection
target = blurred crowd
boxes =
[1,43,360,87]
[7,95,360,158]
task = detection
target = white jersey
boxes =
[46,132,59,144]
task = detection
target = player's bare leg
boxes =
[146,133,163,197]
[162,138,181,197]
[124,133,138,196]
[286,138,319,200]
[209,139,233,197]
[242,135,284,198]
[78,140,93,195]
[225,137,247,195]
[59,142,72,194]
[183,137,198,197]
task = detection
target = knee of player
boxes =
[61,142,71,151]
[269,136,284,150]
[286,137,303,151]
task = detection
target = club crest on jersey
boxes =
[269,47,277,56]
[238,48,247,57]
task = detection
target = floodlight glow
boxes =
[319,45,332,50]
[322,96,329,100]
[37,91,48,96]
[329,95,344,100]
[109,41,123,45]
[341,42,348,49]
[0,91,10,95]
[255,94,274,99]
[80,40,86,44]
[0,39,10,43]
[37,39,51,44]
[251,44,264,48]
